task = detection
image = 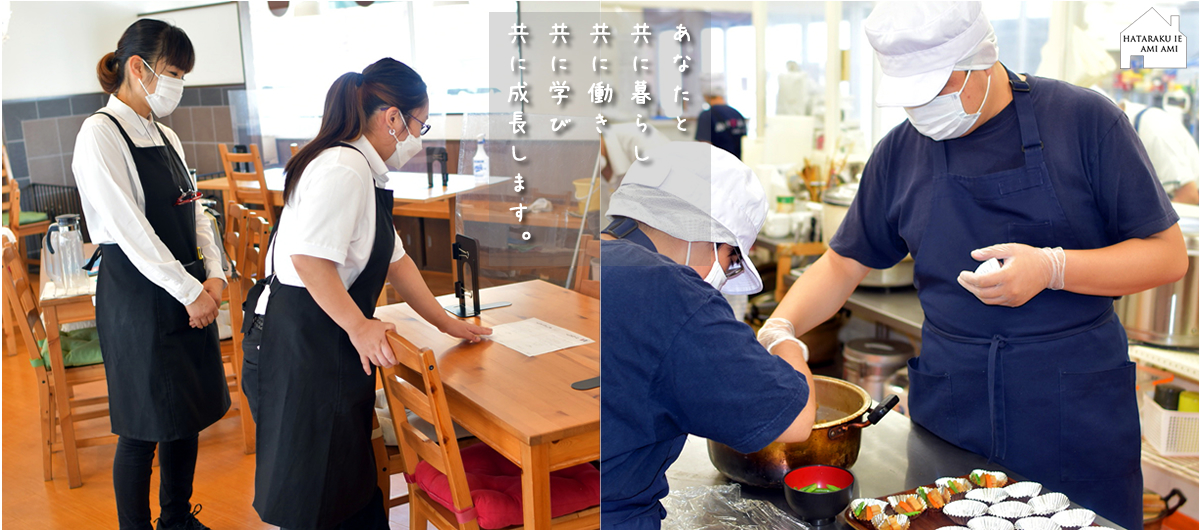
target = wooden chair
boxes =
[2,241,113,488]
[380,332,599,530]
[218,144,276,225]
[225,203,272,454]
[571,235,601,299]
[3,145,52,266]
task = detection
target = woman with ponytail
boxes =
[73,19,224,530]
[241,58,490,529]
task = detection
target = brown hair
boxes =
[283,58,428,204]
[97,19,195,94]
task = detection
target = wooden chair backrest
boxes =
[572,234,601,299]
[3,148,19,233]
[218,144,275,225]
[2,242,48,370]
[242,215,272,283]
[224,202,250,276]
[380,331,476,524]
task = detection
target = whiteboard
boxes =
[138,2,244,86]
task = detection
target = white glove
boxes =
[756,318,810,361]
[957,243,1066,307]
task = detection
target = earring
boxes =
[388,129,396,136]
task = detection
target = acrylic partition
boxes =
[454,113,602,290]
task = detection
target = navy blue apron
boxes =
[905,70,1141,530]
[93,112,230,442]
[251,177,394,530]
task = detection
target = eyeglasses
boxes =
[175,187,202,206]
[406,113,432,136]
[723,245,745,280]
[174,168,202,206]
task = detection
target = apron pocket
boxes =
[1059,361,1140,481]
[1008,221,1056,249]
[906,357,958,443]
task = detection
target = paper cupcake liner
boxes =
[943,499,989,525]
[1004,482,1043,502]
[1016,517,1062,530]
[989,501,1034,522]
[851,498,890,521]
[969,515,1016,530]
[1029,493,1070,516]
[967,488,1011,505]
[970,469,1010,488]
[937,477,976,501]
[888,493,928,518]
[873,513,910,530]
[1050,509,1096,530]
[917,485,953,510]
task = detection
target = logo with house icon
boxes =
[1120,8,1186,69]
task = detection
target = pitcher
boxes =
[45,214,87,292]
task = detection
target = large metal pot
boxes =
[1114,223,1198,348]
[707,376,898,488]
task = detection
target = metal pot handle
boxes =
[828,394,899,440]
[1160,488,1186,519]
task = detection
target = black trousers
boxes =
[113,435,198,530]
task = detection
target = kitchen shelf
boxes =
[1130,344,1199,382]
[1142,438,1199,484]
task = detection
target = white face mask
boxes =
[905,69,992,141]
[387,115,423,169]
[138,58,183,118]
[686,241,728,292]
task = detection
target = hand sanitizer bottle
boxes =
[473,135,489,182]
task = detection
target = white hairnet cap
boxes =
[865,1,999,107]
[701,73,727,99]
[608,142,768,295]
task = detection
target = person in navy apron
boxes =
[74,20,227,530]
[239,58,490,530]
[769,4,1188,530]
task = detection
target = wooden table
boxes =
[197,168,508,225]
[374,280,600,530]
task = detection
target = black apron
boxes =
[906,70,1141,530]
[93,112,230,442]
[252,178,395,530]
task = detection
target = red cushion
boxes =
[413,443,600,529]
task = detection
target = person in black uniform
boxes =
[74,20,226,530]
[240,58,491,530]
[695,78,748,160]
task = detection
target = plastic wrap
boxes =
[661,484,813,530]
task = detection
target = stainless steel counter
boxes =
[844,287,924,339]
[665,413,1124,530]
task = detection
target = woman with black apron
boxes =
[240,58,491,530]
[73,20,228,530]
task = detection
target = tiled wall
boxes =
[3,84,244,187]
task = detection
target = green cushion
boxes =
[35,327,103,369]
[2,210,49,226]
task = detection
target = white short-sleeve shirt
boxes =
[255,134,405,314]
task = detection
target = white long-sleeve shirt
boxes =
[73,95,225,306]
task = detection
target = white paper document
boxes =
[488,318,594,357]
